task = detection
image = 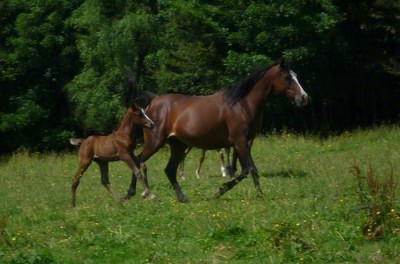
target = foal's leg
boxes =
[196,149,206,179]
[121,153,153,200]
[95,160,119,202]
[71,160,91,207]
[165,139,188,202]
[216,139,263,198]
[131,154,153,199]
[128,135,164,199]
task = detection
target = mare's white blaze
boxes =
[141,108,155,126]
[290,70,309,106]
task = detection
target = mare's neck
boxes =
[244,69,275,116]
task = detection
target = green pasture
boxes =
[1,126,399,263]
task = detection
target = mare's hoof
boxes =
[215,189,223,198]
[177,193,188,203]
[123,192,135,201]
[215,184,229,198]
[256,191,264,199]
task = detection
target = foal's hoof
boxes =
[141,191,156,200]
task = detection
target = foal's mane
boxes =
[222,62,278,105]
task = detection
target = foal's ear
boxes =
[123,65,138,107]
[124,65,135,81]
[131,103,140,112]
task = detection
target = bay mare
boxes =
[129,59,309,202]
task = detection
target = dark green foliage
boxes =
[0,0,399,153]
[0,0,83,152]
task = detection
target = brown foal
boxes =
[70,103,155,207]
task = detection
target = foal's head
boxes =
[270,60,309,107]
[128,104,155,129]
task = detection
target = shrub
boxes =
[350,163,399,240]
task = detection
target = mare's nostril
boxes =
[302,95,310,105]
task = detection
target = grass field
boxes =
[1,126,399,263]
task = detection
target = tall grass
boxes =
[0,126,399,263]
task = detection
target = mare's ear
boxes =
[134,91,155,108]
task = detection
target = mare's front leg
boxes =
[230,140,253,176]
[216,139,263,198]
[165,138,188,202]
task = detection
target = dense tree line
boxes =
[0,0,399,153]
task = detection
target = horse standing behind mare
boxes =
[129,59,309,202]
[70,73,155,207]
[178,148,233,180]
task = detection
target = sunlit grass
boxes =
[0,126,399,263]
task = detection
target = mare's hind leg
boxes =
[71,160,91,207]
[165,138,188,202]
[231,140,253,176]
[224,147,235,178]
[95,160,119,202]
[218,149,227,177]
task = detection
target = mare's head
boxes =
[128,104,155,129]
[270,59,309,107]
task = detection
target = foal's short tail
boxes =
[70,138,85,146]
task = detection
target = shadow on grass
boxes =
[0,154,11,164]
[259,169,308,178]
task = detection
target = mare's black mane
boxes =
[222,62,278,105]
[134,91,157,108]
